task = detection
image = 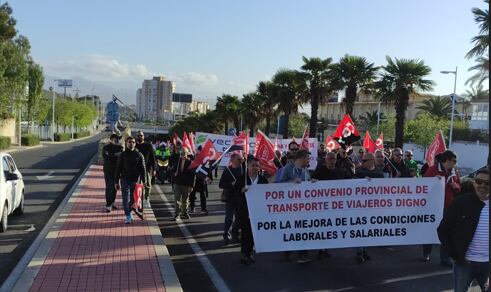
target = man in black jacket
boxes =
[172,147,195,220]
[102,134,123,212]
[135,131,155,207]
[387,148,411,178]
[438,167,489,292]
[115,136,146,224]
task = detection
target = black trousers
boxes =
[104,172,116,207]
[237,196,254,255]
[189,186,207,210]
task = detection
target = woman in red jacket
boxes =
[421,150,461,267]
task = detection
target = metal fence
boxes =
[21,120,99,140]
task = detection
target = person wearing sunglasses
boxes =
[335,147,355,179]
[387,148,411,178]
[404,150,419,177]
[421,150,461,266]
[438,167,489,292]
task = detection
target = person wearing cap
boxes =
[135,131,156,208]
[102,134,124,212]
[404,150,419,177]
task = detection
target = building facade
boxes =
[469,100,489,130]
[136,76,175,121]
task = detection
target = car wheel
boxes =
[14,192,24,216]
[0,203,7,233]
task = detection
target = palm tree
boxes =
[240,92,263,137]
[272,69,305,138]
[376,56,434,148]
[256,81,277,136]
[359,110,386,131]
[465,56,489,86]
[331,55,378,116]
[466,0,489,59]
[464,84,489,101]
[299,56,337,137]
[416,96,453,119]
[215,94,241,135]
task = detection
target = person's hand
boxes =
[242,186,249,193]
[396,171,401,177]
[153,170,156,177]
[115,184,120,191]
[449,181,459,189]
[311,179,318,183]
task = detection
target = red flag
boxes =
[189,139,220,169]
[172,133,182,145]
[363,131,376,153]
[300,125,309,150]
[426,131,446,167]
[254,130,277,175]
[233,131,248,155]
[189,132,196,153]
[182,131,193,154]
[324,136,340,152]
[332,114,360,148]
[375,133,384,150]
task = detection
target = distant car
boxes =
[0,153,25,232]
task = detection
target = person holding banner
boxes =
[238,156,268,265]
[219,153,244,245]
[422,150,461,266]
[335,147,355,179]
[115,136,147,224]
[438,167,489,292]
[277,149,312,264]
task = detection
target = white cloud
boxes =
[44,54,152,80]
[171,72,218,86]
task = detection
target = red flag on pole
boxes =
[233,131,248,155]
[182,131,193,154]
[324,136,340,152]
[426,131,447,167]
[300,125,310,150]
[189,139,220,169]
[254,130,278,175]
[375,133,384,150]
[363,131,376,153]
[189,132,196,153]
[332,114,361,148]
[172,133,182,145]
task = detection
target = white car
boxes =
[0,153,24,232]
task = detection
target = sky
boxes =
[8,0,487,106]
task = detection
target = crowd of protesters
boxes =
[102,132,488,292]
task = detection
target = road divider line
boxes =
[0,154,96,292]
[155,184,231,292]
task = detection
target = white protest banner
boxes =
[195,132,318,169]
[245,177,445,253]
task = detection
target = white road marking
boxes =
[155,184,231,292]
[36,171,55,181]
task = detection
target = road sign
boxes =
[57,79,73,87]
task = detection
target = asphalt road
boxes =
[151,174,463,292]
[0,132,105,285]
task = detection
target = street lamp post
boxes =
[441,67,457,148]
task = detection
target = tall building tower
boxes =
[137,76,176,121]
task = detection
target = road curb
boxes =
[145,205,183,292]
[0,154,96,292]
[41,130,103,145]
[4,144,45,154]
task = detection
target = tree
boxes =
[0,3,17,42]
[272,69,305,138]
[416,96,453,119]
[256,81,277,136]
[376,56,434,148]
[405,113,449,149]
[466,0,489,59]
[171,110,223,134]
[215,94,241,134]
[464,84,490,101]
[370,114,396,142]
[288,113,310,138]
[299,56,337,137]
[465,56,489,86]
[240,92,262,137]
[331,55,378,116]
[27,61,44,129]
[359,110,386,131]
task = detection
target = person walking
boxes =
[238,156,268,265]
[172,147,195,220]
[189,145,212,215]
[115,136,146,224]
[278,149,312,264]
[102,133,123,212]
[135,131,156,208]
[438,167,489,292]
[421,150,461,266]
[219,153,244,245]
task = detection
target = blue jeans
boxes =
[224,196,239,240]
[454,261,489,292]
[104,172,116,207]
[120,179,136,216]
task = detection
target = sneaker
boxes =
[202,208,209,215]
[189,206,195,213]
[231,236,240,244]
[105,206,111,213]
[180,213,191,219]
[419,255,431,262]
[111,204,118,210]
[223,238,230,246]
[124,215,132,224]
[297,256,312,264]
[240,254,253,265]
[144,199,151,209]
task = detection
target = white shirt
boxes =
[465,199,489,262]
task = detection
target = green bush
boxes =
[21,134,40,146]
[453,128,488,142]
[74,131,90,139]
[54,133,71,142]
[0,136,10,150]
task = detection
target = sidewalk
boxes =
[10,164,180,292]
